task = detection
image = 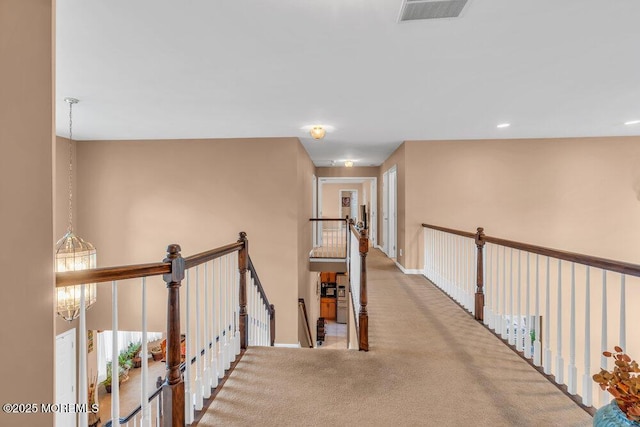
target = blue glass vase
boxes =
[593,400,640,427]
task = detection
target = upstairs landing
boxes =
[198,249,592,426]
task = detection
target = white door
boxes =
[369,179,377,246]
[312,175,318,246]
[388,166,397,258]
[382,171,389,255]
[56,329,76,427]
[350,191,358,221]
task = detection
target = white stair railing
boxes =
[422,223,639,411]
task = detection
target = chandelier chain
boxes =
[68,100,74,232]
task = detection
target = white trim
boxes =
[394,260,424,275]
[274,342,302,348]
[375,244,384,250]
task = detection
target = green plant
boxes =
[593,346,640,422]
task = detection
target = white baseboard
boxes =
[394,260,424,275]
[375,244,383,250]
[274,342,302,348]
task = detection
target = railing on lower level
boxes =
[422,223,639,410]
[349,221,369,351]
[56,232,275,427]
[309,218,349,259]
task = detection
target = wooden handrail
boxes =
[248,255,276,346]
[55,241,245,287]
[184,241,244,269]
[422,223,640,278]
[248,256,274,315]
[56,262,169,287]
[421,223,476,239]
[298,298,314,348]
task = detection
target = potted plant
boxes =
[150,345,163,361]
[593,346,640,426]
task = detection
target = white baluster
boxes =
[217,258,225,379]
[194,266,203,410]
[141,277,151,427]
[79,284,88,427]
[495,245,502,335]
[184,270,193,422]
[210,260,218,387]
[516,250,522,351]
[582,266,592,407]
[486,244,493,328]
[524,253,532,359]
[202,263,211,399]
[235,263,241,356]
[556,260,565,385]
[568,263,577,395]
[507,248,516,345]
[533,254,541,366]
[500,246,507,338]
[111,281,120,425]
[224,255,232,369]
[543,257,552,375]
[600,270,608,407]
[619,274,626,351]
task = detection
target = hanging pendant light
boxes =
[55,97,97,322]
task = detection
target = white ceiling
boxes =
[56,0,640,167]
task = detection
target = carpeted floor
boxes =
[197,249,592,426]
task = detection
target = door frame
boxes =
[317,177,377,246]
[56,328,76,427]
[382,165,397,258]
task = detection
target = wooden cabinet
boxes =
[320,297,336,320]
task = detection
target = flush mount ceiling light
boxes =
[497,123,511,128]
[55,97,98,322]
[310,125,326,140]
[344,160,354,167]
[624,120,640,125]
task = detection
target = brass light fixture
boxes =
[310,125,326,140]
[55,97,97,321]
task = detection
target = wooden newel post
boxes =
[359,228,369,351]
[474,227,486,321]
[162,244,185,427]
[269,304,276,346]
[238,232,248,350]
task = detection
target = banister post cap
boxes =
[163,244,184,283]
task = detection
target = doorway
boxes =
[56,329,76,427]
[317,176,377,246]
[383,166,397,258]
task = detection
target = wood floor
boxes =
[96,357,166,426]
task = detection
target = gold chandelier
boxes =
[55,97,97,321]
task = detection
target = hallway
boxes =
[197,249,592,426]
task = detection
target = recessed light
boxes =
[497,123,510,128]
[624,120,640,126]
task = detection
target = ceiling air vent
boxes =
[399,0,469,22]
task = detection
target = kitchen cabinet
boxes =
[320,297,336,320]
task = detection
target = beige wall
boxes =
[316,166,379,178]
[321,183,363,220]
[398,137,640,270]
[76,138,304,344]
[0,0,55,425]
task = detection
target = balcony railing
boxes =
[56,232,275,427]
[422,223,639,410]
